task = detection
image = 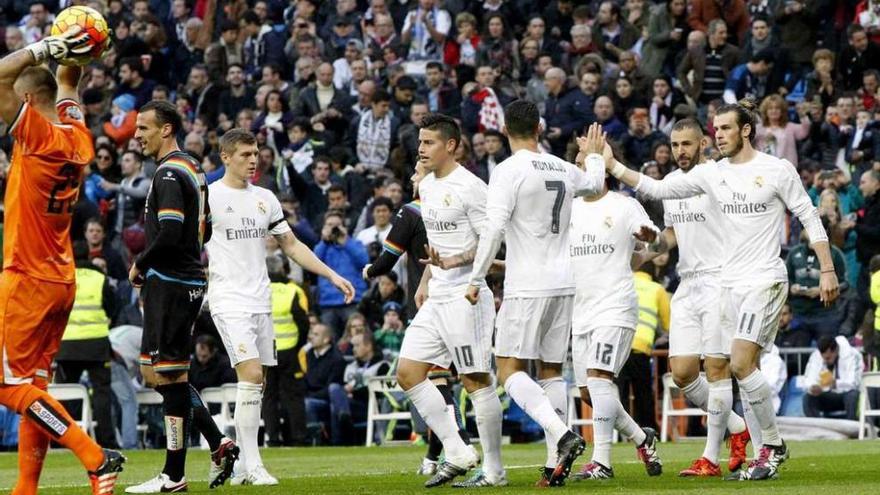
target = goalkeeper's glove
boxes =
[26,26,91,64]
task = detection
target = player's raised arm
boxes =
[275,230,355,304]
[597,130,706,201]
[571,122,609,197]
[55,64,83,104]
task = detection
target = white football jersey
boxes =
[661,166,724,276]
[206,181,291,314]
[570,192,656,334]
[470,149,605,297]
[419,165,487,300]
[636,152,825,286]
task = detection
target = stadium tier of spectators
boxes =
[0,0,878,448]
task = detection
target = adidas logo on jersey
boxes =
[226,206,234,213]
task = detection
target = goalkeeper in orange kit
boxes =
[0,27,125,495]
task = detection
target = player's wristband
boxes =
[610,161,627,179]
[820,269,836,274]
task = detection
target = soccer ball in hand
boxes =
[50,6,111,66]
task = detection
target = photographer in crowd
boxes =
[315,211,369,337]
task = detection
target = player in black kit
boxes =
[126,100,238,494]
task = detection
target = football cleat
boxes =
[451,469,508,488]
[736,441,789,481]
[636,427,663,476]
[572,462,614,480]
[89,449,126,495]
[679,457,721,477]
[424,450,478,488]
[727,429,751,472]
[417,458,439,476]
[208,437,239,489]
[124,473,187,493]
[549,431,586,486]
[535,467,554,487]
[244,465,278,486]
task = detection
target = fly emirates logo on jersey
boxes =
[570,232,616,256]
[721,175,772,216]
[225,216,268,240]
[668,198,707,224]
[423,207,459,232]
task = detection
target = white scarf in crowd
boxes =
[357,112,392,171]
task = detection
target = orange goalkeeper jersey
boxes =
[3,99,94,283]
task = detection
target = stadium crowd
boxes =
[0,0,878,450]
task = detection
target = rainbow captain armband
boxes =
[157,208,185,222]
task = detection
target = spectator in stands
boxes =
[101,150,149,248]
[83,218,127,282]
[304,323,349,445]
[462,64,513,134]
[367,13,401,63]
[475,129,509,182]
[611,76,648,122]
[204,20,243,82]
[287,156,338,230]
[543,67,595,157]
[342,331,391,444]
[477,14,520,80]
[114,57,155,110]
[803,336,864,420]
[723,49,777,104]
[523,52,552,114]
[845,109,880,181]
[355,197,395,261]
[839,24,880,91]
[842,170,880,321]
[786,218,849,342]
[776,301,811,348]
[102,94,138,148]
[293,62,352,143]
[348,90,400,173]
[805,49,838,108]
[358,272,405,330]
[641,0,688,78]
[595,95,627,141]
[390,75,417,122]
[401,0,451,63]
[620,107,666,167]
[445,12,479,67]
[560,24,594,75]
[677,19,741,106]
[648,75,686,134]
[252,89,294,156]
[688,0,749,45]
[338,313,369,357]
[421,61,462,119]
[374,302,406,358]
[188,334,236,391]
[756,95,812,167]
[591,0,640,64]
[316,212,369,335]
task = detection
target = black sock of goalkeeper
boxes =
[426,431,443,461]
[157,382,191,482]
[436,384,470,444]
[188,383,224,451]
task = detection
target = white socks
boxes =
[406,379,471,462]
[739,369,779,447]
[702,379,733,464]
[740,386,763,456]
[610,380,645,445]
[586,377,616,467]
[538,378,568,468]
[504,372,570,444]
[681,374,747,434]
[469,386,504,477]
[235,382,264,473]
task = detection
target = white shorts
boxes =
[399,288,495,375]
[213,312,277,367]
[495,295,573,363]
[721,282,788,351]
[572,327,634,386]
[669,274,728,358]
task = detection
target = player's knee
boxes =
[729,358,753,380]
[672,369,699,388]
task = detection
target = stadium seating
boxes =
[365,376,411,447]
[48,383,94,438]
[660,372,706,442]
[858,371,880,440]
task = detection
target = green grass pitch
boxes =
[1,440,879,494]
